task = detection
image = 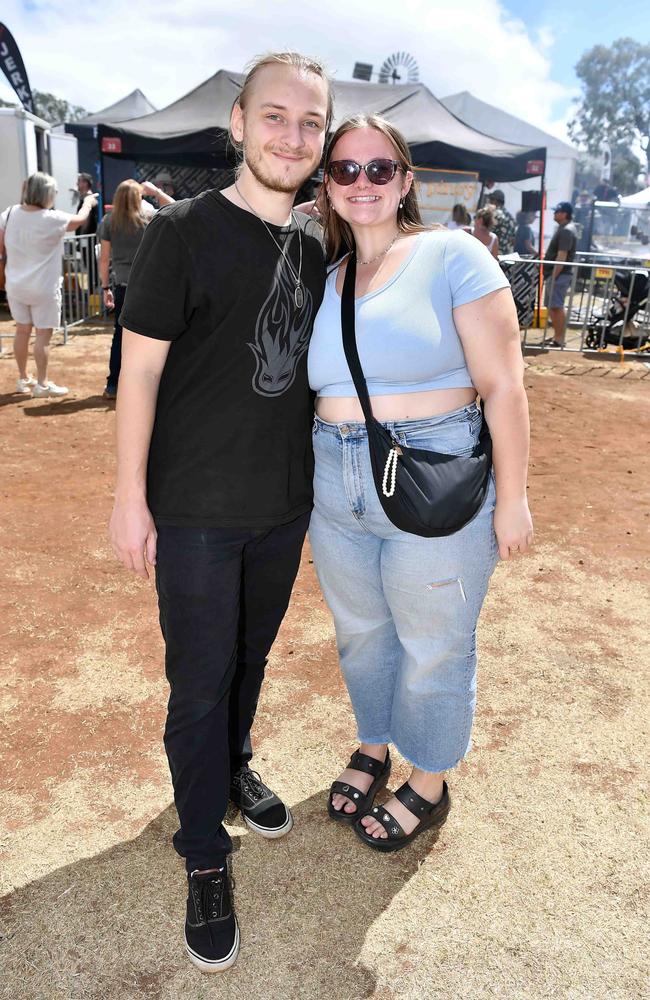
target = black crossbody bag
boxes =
[341,251,493,538]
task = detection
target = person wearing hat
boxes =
[543,202,578,349]
[486,189,516,254]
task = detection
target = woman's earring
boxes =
[399,199,404,209]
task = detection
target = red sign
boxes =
[526,159,544,175]
[101,137,122,154]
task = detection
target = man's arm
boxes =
[108,330,171,579]
[552,249,568,279]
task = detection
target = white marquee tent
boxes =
[621,187,650,207]
[442,91,578,245]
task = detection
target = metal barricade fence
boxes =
[0,233,102,352]
[501,254,650,361]
[61,233,102,341]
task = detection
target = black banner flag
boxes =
[0,24,34,113]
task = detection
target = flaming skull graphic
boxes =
[247,246,314,397]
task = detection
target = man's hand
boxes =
[103,288,115,310]
[494,497,534,560]
[109,497,157,579]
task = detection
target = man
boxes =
[486,189,516,254]
[543,201,578,349]
[109,52,332,972]
[76,173,98,235]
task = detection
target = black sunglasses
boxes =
[327,159,404,186]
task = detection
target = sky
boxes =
[1,0,649,144]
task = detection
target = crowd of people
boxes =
[2,50,534,976]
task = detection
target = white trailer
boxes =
[0,106,78,212]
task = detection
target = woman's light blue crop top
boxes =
[307,228,511,396]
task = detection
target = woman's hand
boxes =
[103,287,114,310]
[494,497,534,560]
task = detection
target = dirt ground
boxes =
[0,318,648,1000]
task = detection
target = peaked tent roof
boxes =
[441,91,577,160]
[99,70,546,181]
[82,89,156,125]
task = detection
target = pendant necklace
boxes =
[235,183,304,309]
[357,232,399,266]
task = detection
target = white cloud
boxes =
[0,0,575,139]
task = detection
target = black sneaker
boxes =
[230,765,293,839]
[185,865,240,973]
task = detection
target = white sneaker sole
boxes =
[243,807,294,839]
[185,919,240,973]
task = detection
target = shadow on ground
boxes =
[0,790,435,1000]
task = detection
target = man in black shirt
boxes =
[109,52,332,972]
[543,201,578,348]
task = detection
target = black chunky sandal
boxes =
[354,780,450,852]
[327,748,391,825]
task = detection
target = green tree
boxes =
[574,144,642,197]
[569,38,650,174]
[32,90,88,124]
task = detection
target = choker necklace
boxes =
[235,183,304,309]
[357,233,400,266]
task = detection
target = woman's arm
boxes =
[491,234,500,259]
[140,181,175,207]
[454,286,533,559]
[66,194,97,232]
[99,239,114,309]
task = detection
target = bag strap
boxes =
[340,251,375,426]
[3,205,13,244]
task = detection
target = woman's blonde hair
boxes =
[321,114,433,263]
[111,180,147,232]
[475,206,494,229]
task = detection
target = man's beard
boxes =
[244,137,316,194]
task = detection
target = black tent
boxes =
[97,70,546,183]
[66,89,157,193]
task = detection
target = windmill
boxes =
[378,52,419,85]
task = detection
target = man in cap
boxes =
[543,201,578,349]
[486,189,516,254]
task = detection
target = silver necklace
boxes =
[235,183,304,309]
[357,233,399,266]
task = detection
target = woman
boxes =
[471,206,500,258]
[515,211,536,256]
[97,179,173,399]
[307,114,533,852]
[447,203,471,230]
[0,172,96,397]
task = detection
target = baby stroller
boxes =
[585,269,650,350]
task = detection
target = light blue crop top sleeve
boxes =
[307,228,511,397]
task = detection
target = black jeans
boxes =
[106,284,126,391]
[155,512,310,872]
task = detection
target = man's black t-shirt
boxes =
[119,190,325,527]
[543,222,577,276]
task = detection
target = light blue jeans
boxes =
[309,402,499,773]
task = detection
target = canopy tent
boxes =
[65,88,157,197]
[96,70,546,184]
[441,91,577,242]
[621,186,650,207]
[80,89,157,125]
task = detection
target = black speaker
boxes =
[522,190,543,212]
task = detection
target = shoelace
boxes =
[191,868,236,924]
[233,768,269,805]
